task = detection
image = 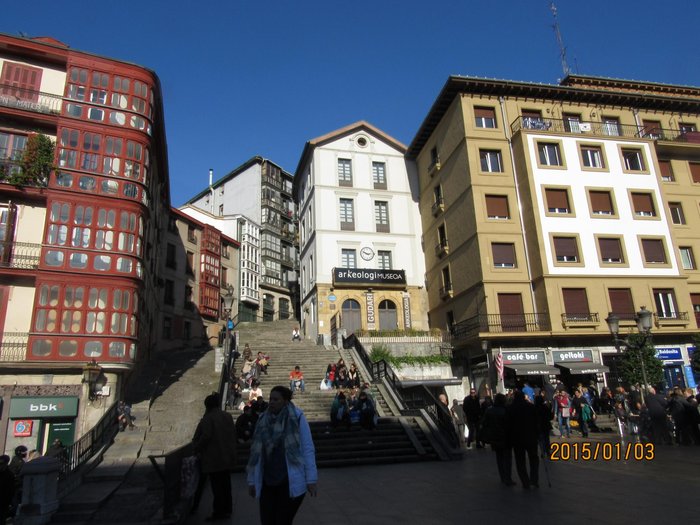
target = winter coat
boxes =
[192,408,237,474]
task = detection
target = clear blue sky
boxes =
[4,1,700,206]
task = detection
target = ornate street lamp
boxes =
[605,306,653,401]
[82,359,104,400]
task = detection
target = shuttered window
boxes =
[598,238,623,263]
[590,191,614,215]
[492,243,516,268]
[642,239,666,264]
[658,160,674,182]
[609,289,635,320]
[553,237,578,262]
[563,289,590,316]
[690,163,700,184]
[0,62,43,101]
[545,189,570,213]
[474,107,496,128]
[631,193,656,216]
[486,195,509,219]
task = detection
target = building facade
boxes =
[408,75,700,393]
[185,158,297,322]
[159,208,239,354]
[294,122,428,344]
[0,33,170,453]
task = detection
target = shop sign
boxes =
[552,350,593,362]
[13,420,33,437]
[655,347,683,361]
[333,268,406,288]
[402,294,411,329]
[10,397,79,418]
[502,351,545,364]
[684,365,697,389]
[328,294,337,302]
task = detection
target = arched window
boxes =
[379,299,398,331]
[341,299,362,334]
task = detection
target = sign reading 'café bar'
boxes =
[333,268,406,288]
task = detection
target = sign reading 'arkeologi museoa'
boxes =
[333,268,406,288]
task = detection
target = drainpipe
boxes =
[498,97,537,311]
[209,168,215,214]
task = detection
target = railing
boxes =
[0,85,63,115]
[355,328,447,342]
[149,442,195,520]
[654,311,689,323]
[435,239,449,257]
[261,174,283,190]
[0,241,41,269]
[60,402,119,485]
[431,197,444,216]
[561,312,600,324]
[262,196,286,215]
[451,313,551,338]
[439,284,453,299]
[342,333,460,449]
[0,332,28,361]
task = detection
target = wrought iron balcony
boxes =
[511,116,647,140]
[561,312,600,325]
[431,197,445,217]
[0,332,28,361]
[435,239,449,258]
[0,241,41,270]
[0,85,63,115]
[654,311,689,325]
[451,313,551,339]
[439,284,453,300]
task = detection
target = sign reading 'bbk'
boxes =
[10,397,79,418]
[333,268,406,288]
[502,351,546,364]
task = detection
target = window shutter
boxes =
[609,289,634,316]
[554,237,577,258]
[492,243,515,266]
[474,107,495,119]
[632,193,654,214]
[599,238,622,261]
[486,195,509,217]
[563,289,589,315]
[545,189,569,210]
[642,239,666,263]
[690,163,700,184]
[590,191,613,213]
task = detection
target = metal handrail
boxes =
[561,312,600,323]
[451,312,551,338]
[511,116,643,139]
[0,84,63,115]
[0,241,42,269]
[0,332,28,361]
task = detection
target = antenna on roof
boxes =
[550,2,571,78]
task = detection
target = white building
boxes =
[293,121,428,343]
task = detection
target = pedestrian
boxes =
[645,386,670,445]
[554,390,572,438]
[8,445,27,516]
[463,388,483,448]
[521,381,535,403]
[450,399,467,447]
[571,390,591,438]
[480,393,514,486]
[192,393,237,521]
[507,391,539,489]
[534,390,553,457]
[292,326,301,342]
[247,385,318,525]
[289,365,305,393]
[0,455,14,524]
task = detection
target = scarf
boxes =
[247,403,303,474]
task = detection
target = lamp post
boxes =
[82,359,103,401]
[605,306,653,402]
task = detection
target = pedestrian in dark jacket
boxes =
[507,391,539,489]
[0,455,14,524]
[463,389,482,448]
[480,393,514,486]
[192,393,237,521]
[534,391,552,457]
[667,387,691,445]
[645,387,670,445]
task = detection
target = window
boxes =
[680,123,697,134]
[653,289,678,319]
[377,250,392,270]
[581,145,605,168]
[432,185,444,216]
[166,243,176,268]
[492,243,516,268]
[441,266,452,297]
[609,288,635,320]
[602,117,621,136]
[375,201,390,232]
[341,249,356,268]
[622,148,646,171]
[438,224,448,249]
[553,237,579,262]
[690,163,700,184]
[538,143,563,166]
[669,203,686,225]
[372,162,386,189]
[658,160,674,182]
[642,119,662,139]
[631,193,656,217]
[680,247,696,270]
[480,150,503,172]
[0,62,42,101]
[486,195,509,219]
[163,317,172,339]
[598,238,623,263]
[545,188,571,214]
[522,110,545,129]
[164,279,174,305]
[474,107,497,128]
[563,113,581,133]
[589,190,615,216]
[338,159,352,186]
[641,238,667,264]
[339,198,354,230]
[562,289,590,320]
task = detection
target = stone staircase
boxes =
[231,319,440,467]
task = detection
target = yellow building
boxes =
[408,75,700,392]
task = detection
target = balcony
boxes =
[435,239,449,258]
[451,313,551,339]
[428,158,441,177]
[261,174,283,190]
[654,311,690,327]
[0,332,28,361]
[511,116,648,140]
[439,284,453,300]
[262,196,286,215]
[431,197,444,217]
[0,241,41,270]
[0,85,63,116]
[561,312,600,327]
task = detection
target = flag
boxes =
[495,350,504,381]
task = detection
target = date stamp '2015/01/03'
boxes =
[550,442,654,462]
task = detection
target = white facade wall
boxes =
[528,134,678,276]
[189,164,262,223]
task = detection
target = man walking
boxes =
[463,388,483,448]
[192,393,237,521]
[507,391,539,489]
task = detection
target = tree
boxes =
[5,133,54,186]
[618,333,664,388]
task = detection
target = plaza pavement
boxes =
[186,436,699,525]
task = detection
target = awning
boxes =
[504,364,559,376]
[398,378,464,388]
[555,362,610,374]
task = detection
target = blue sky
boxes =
[4,1,700,206]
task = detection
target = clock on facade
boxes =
[360,247,375,261]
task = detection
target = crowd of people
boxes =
[226,343,271,411]
[329,386,377,430]
[321,358,360,390]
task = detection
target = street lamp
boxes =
[605,306,653,401]
[82,359,104,400]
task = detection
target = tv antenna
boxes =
[550,2,571,77]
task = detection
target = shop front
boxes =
[6,396,78,455]
[501,350,559,390]
[552,349,609,391]
[655,347,688,389]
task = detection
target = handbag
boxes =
[561,407,570,418]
